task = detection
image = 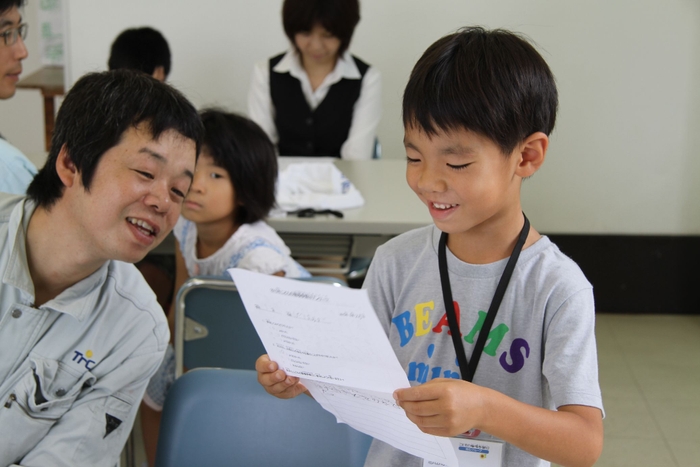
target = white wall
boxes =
[2,0,699,235]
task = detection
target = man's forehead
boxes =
[0,7,21,25]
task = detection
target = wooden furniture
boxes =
[16,66,65,151]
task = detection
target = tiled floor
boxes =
[124,314,700,467]
[587,314,700,467]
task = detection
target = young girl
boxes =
[248,0,381,160]
[141,109,309,466]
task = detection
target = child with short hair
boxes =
[257,27,604,467]
[141,109,309,465]
[108,27,171,82]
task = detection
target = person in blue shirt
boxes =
[0,0,36,194]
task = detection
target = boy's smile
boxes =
[404,126,532,263]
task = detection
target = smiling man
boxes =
[0,69,202,466]
[0,0,36,194]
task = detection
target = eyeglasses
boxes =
[1,23,28,47]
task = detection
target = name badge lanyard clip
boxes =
[438,214,530,383]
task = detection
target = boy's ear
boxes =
[515,132,548,178]
[55,144,79,188]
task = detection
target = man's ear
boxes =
[55,145,79,188]
[515,132,548,178]
[152,66,166,82]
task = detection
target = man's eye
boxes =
[171,188,185,198]
[136,170,154,179]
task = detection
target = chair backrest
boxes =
[174,275,347,377]
[155,368,373,467]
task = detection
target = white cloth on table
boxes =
[275,162,364,212]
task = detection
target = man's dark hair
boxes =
[403,27,558,156]
[108,27,171,77]
[27,69,203,208]
[282,0,360,56]
[200,109,277,226]
[0,0,24,15]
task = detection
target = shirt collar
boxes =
[273,48,362,82]
[2,197,110,321]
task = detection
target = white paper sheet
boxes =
[228,268,458,467]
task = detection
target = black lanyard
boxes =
[438,214,530,383]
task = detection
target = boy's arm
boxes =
[395,379,602,467]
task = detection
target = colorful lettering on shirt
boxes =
[407,344,461,383]
[394,299,531,379]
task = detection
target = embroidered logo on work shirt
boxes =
[72,349,96,370]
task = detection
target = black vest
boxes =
[269,53,370,158]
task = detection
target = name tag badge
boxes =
[423,437,504,467]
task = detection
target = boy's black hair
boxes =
[108,27,171,78]
[27,69,203,208]
[403,27,558,156]
[282,0,359,56]
[200,109,277,226]
[0,0,23,15]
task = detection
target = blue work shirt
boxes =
[0,194,169,466]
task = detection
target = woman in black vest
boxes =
[248,0,381,160]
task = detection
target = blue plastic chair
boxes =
[155,368,373,467]
[174,275,346,377]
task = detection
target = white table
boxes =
[269,158,432,235]
[269,158,433,274]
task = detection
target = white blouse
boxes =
[247,48,382,161]
[173,217,309,278]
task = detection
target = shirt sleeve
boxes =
[236,245,289,276]
[542,287,604,415]
[16,346,166,467]
[340,66,382,161]
[247,60,279,145]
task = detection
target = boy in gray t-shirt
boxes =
[257,27,604,467]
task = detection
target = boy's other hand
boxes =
[255,354,307,399]
[393,378,487,437]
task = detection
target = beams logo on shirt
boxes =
[72,349,97,370]
[391,300,530,383]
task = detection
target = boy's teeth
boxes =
[433,203,456,210]
[127,217,154,234]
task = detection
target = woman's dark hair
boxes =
[27,69,203,208]
[200,109,277,225]
[282,0,360,56]
[403,27,558,156]
[108,27,171,77]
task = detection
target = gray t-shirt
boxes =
[363,225,603,467]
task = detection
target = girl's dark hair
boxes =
[27,69,203,208]
[282,0,360,56]
[403,27,558,156]
[200,109,277,225]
